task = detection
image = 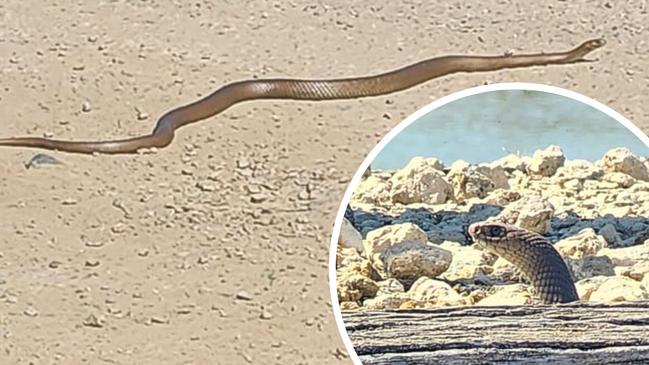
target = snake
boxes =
[468,221,579,304]
[0,39,604,155]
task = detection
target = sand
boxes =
[0,1,647,364]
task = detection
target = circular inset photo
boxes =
[330,83,649,364]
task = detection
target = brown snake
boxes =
[0,39,604,155]
[468,221,579,304]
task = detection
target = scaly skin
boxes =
[468,221,579,304]
[0,39,605,154]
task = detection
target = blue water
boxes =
[373,90,649,170]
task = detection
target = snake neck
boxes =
[471,224,579,304]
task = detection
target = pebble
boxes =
[85,259,100,267]
[135,107,149,120]
[196,181,216,192]
[111,223,127,234]
[259,308,273,320]
[81,101,92,112]
[150,316,168,324]
[61,198,78,205]
[83,314,104,328]
[84,240,104,248]
[250,193,269,203]
[235,290,253,301]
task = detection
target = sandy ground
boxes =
[0,1,648,364]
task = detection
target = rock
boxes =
[425,226,468,244]
[336,247,365,268]
[620,261,649,281]
[407,277,466,306]
[338,218,363,251]
[490,154,528,172]
[375,278,405,296]
[363,292,411,310]
[476,284,533,306]
[588,276,649,302]
[602,172,636,188]
[339,301,361,311]
[551,159,603,186]
[447,161,498,201]
[235,290,253,301]
[363,223,428,258]
[565,256,615,281]
[527,145,565,177]
[378,241,452,282]
[554,228,608,259]
[599,147,649,181]
[476,164,509,189]
[496,195,554,234]
[388,157,451,205]
[439,241,496,281]
[575,276,609,301]
[336,273,379,303]
[483,189,521,206]
[598,244,649,266]
[598,224,623,247]
[352,174,392,206]
[490,257,525,283]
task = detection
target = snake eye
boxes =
[487,225,506,237]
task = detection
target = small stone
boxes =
[599,148,649,181]
[555,228,608,259]
[85,259,100,267]
[589,276,649,302]
[527,145,565,177]
[565,256,615,281]
[83,314,104,327]
[24,307,39,317]
[477,284,533,306]
[235,290,253,301]
[363,223,428,258]
[378,241,452,282]
[250,193,269,203]
[81,101,92,112]
[135,108,149,120]
[150,316,168,324]
[259,308,273,320]
[196,181,216,192]
[236,159,251,169]
[111,223,127,234]
[389,157,450,204]
[598,224,622,246]
[85,240,104,248]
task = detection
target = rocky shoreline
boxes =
[337,146,649,310]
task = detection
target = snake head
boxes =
[468,221,508,240]
[581,38,606,51]
[568,38,606,63]
[468,221,517,255]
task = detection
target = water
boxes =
[373,90,649,170]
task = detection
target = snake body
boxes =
[468,221,578,304]
[0,39,604,155]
